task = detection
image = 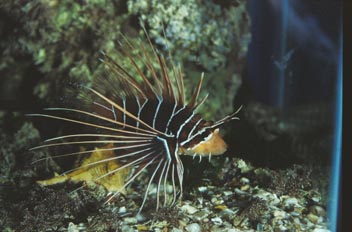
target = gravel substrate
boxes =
[65,157,330,232]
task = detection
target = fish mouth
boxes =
[182,128,228,157]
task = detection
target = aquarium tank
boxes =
[242,1,342,231]
[0,0,342,231]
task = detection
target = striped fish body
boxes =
[94,95,224,154]
[30,29,240,212]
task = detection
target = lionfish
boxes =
[29,28,240,213]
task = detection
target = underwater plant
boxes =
[29,26,241,213]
